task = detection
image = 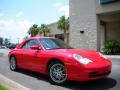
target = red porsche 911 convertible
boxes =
[8,37,112,85]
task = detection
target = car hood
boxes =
[49,49,100,59]
[49,49,108,62]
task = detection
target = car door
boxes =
[20,39,41,70]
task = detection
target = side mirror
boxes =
[30,45,40,50]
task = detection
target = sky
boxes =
[0,0,69,43]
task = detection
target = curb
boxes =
[0,74,31,90]
[103,55,120,59]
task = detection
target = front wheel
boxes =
[9,56,18,71]
[48,61,67,85]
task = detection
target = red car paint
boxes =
[8,37,112,81]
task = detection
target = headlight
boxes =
[99,53,107,59]
[73,54,92,65]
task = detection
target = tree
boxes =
[28,24,39,37]
[0,37,3,45]
[4,38,10,45]
[38,28,43,36]
[57,16,69,43]
[39,24,50,36]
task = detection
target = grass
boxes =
[0,85,8,90]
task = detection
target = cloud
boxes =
[54,2,61,7]
[54,2,69,17]
[0,13,5,17]
[16,11,24,18]
[0,19,32,43]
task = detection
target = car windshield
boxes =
[39,38,73,50]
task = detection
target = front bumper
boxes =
[66,63,112,81]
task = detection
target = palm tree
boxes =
[38,28,43,36]
[28,24,39,37]
[57,16,69,43]
[39,24,50,36]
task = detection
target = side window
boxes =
[22,39,38,49]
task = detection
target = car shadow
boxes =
[63,78,117,90]
[16,69,117,90]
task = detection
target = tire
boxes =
[48,61,67,85]
[9,56,18,71]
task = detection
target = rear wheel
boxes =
[10,56,17,71]
[48,61,67,85]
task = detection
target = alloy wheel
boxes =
[49,63,67,84]
[10,56,17,71]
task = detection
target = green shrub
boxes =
[102,40,120,55]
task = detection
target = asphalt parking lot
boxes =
[0,49,120,90]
